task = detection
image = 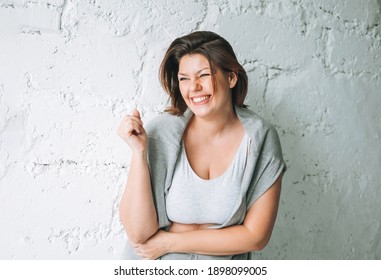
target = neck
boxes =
[190,106,239,137]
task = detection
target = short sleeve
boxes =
[246,126,286,209]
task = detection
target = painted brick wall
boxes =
[0,0,380,259]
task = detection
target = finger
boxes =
[132,109,141,119]
[118,121,141,137]
[130,242,139,248]
[127,122,142,135]
[121,117,144,132]
[121,118,143,130]
[129,115,143,126]
[122,115,143,126]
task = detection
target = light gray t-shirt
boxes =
[166,133,249,225]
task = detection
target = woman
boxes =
[117,31,286,260]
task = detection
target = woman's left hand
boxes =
[132,230,171,260]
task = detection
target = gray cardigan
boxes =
[145,106,286,230]
[123,106,286,259]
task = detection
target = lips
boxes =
[191,95,211,104]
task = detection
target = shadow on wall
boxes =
[270,100,340,260]
[249,69,381,259]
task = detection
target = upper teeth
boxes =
[193,96,209,103]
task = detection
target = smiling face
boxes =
[177,54,237,119]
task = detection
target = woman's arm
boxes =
[117,110,158,244]
[170,175,280,254]
[134,175,282,259]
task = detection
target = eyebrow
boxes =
[178,67,210,76]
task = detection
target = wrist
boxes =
[131,150,147,159]
[166,232,178,253]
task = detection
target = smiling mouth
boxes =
[192,95,211,104]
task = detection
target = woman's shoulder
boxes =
[236,107,282,155]
[236,107,278,135]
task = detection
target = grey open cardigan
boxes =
[124,106,286,259]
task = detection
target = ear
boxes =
[228,71,238,89]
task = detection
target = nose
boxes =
[189,77,201,92]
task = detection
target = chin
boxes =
[189,106,215,118]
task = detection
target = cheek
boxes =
[179,83,187,97]
[205,78,215,93]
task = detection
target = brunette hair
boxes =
[159,31,248,115]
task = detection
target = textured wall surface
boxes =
[0,0,380,259]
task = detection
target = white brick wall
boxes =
[0,0,380,259]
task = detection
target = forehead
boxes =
[178,54,210,73]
